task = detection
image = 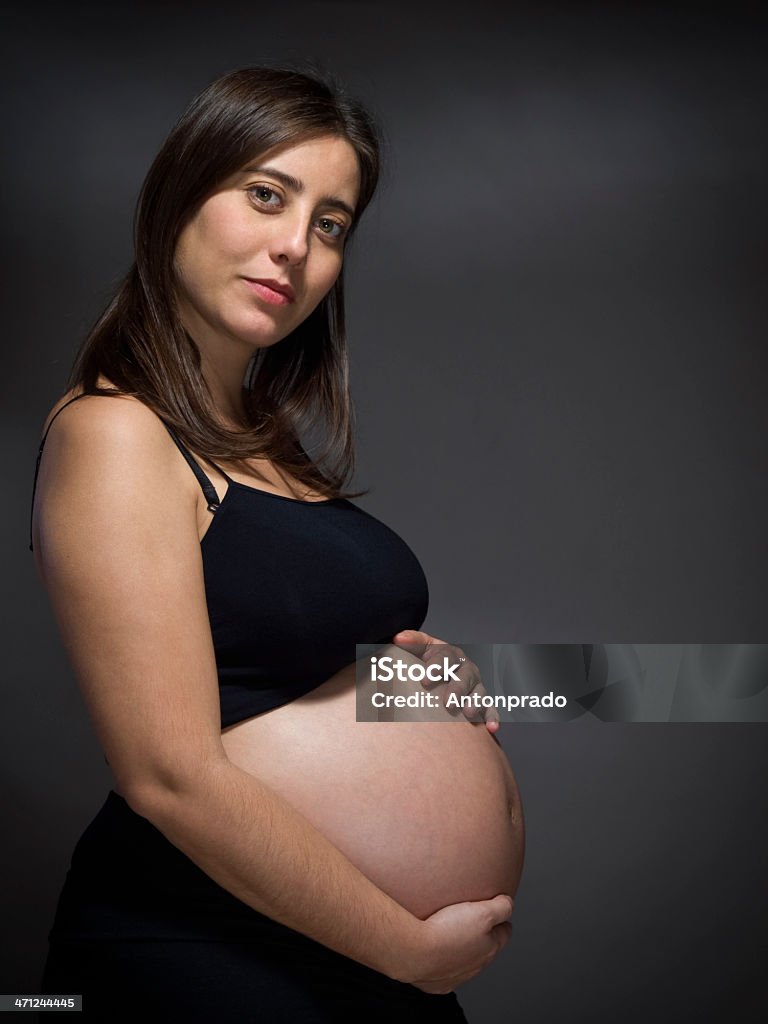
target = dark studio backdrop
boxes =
[3,2,767,1021]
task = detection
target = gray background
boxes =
[3,1,767,1021]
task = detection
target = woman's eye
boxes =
[317,217,346,240]
[247,185,282,207]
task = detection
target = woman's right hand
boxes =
[400,894,514,994]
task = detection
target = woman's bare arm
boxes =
[32,394,512,990]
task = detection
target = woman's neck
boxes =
[196,341,253,429]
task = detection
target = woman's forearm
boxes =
[128,758,422,980]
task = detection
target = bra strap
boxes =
[29,393,91,553]
[160,422,231,512]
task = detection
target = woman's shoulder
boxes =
[41,378,168,452]
[37,379,188,500]
[32,379,201,556]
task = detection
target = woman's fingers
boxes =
[485,705,501,733]
[492,920,513,951]
[410,894,515,994]
[391,628,440,658]
[392,630,501,732]
[485,893,515,924]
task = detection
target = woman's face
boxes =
[173,133,361,357]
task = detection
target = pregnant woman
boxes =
[30,66,525,1022]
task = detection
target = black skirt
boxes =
[39,791,469,1023]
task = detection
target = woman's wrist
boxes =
[375,911,430,983]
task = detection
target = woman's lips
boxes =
[243,278,293,306]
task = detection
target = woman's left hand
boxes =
[391,630,500,734]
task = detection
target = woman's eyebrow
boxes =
[241,165,355,220]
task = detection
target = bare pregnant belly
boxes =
[220,648,525,920]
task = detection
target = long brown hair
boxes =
[67,64,382,498]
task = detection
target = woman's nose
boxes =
[269,214,310,266]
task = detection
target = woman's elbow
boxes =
[118,750,230,821]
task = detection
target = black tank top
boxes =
[29,394,430,728]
